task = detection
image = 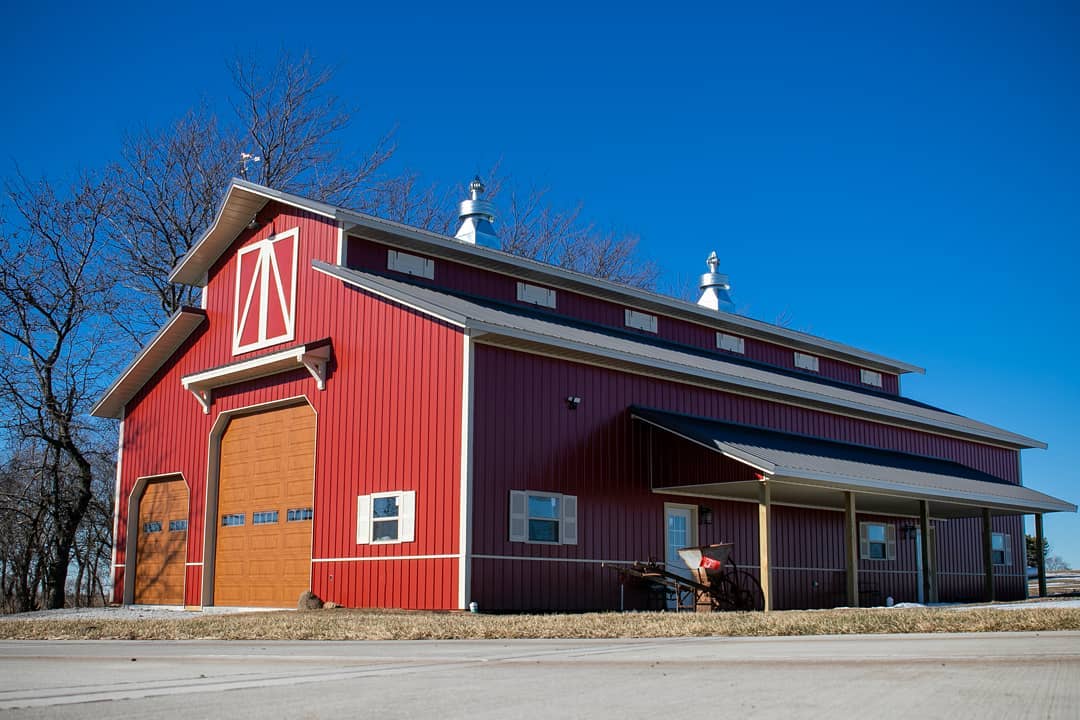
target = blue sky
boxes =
[3,1,1078,566]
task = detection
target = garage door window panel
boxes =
[253,511,280,525]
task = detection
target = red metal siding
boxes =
[935,514,1026,602]
[115,202,463,609]
[468,343,1023,610]
[346,236,900,394]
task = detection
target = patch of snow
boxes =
[1,605,290,621]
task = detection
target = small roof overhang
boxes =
[632,407,1075,517]
[92,308,207,419]
[180,340,331,413]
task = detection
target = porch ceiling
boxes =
[634,406,1076,517]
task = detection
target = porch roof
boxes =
[632,407,1075,518]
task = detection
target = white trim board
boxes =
[232,227,299,356]
[181,342,330,413]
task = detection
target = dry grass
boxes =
[2,606,1079,641]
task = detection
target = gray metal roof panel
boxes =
[313,261,1045,449]
[631,407,1074,514]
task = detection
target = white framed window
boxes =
[221,513,245,527]
[387,249,434,279]
[357,491,416,544]
[794,352,820,372]
[516,282,557,309]
[991,532,1012,566]
[509,490,578,545]
[717,332,745,354]
[859,522,896,560]
[860,369,883,387]
[624,309,658,333]
[142,521,162,534]
[168,519,187,532]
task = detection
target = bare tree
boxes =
[231,51,395,207]
[365,171,456,235]
[109,52,399,339]
[108,109,238,341]
[0,173,117,609]
[480,171,660,289]
[0,446,51,612]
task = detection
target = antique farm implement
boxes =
[606,543,763,612]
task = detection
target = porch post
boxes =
[845,491,859,607]
[1036,513,1047,598]
[981,508,995,602]
[919,500,933,604]
[758,479,772,612]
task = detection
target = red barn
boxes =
[93,178,1074,611]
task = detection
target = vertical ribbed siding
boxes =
[345,236,900,394]
[469,344,1025,611]
[117,202,463,609]
[935,514,1026,602]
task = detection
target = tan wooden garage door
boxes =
[134,477,188,604]
[214,404,316,607]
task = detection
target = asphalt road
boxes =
[1,632,1077,718]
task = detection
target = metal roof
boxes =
[631,407,1074,515]
[91,308,207,419]
[313,260,1046,450]
[171,179,925,375]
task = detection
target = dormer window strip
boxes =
[794,352,820,373]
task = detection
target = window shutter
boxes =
[859,522,869,559]
[561,494,578,545]
[356,494,371,544]
[509,491,527,542]
[885,524,897,561]
[400,491,416,543]
[1004,533,1012,566]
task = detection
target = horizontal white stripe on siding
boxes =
[311,554,458,563]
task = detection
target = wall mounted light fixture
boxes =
[566,396,582,410]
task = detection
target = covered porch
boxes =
[633,407,1076,611]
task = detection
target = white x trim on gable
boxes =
[233,228,299,355]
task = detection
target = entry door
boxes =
[664,505,698,609]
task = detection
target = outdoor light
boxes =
[699,506,713,526]
[566,396,581,410]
